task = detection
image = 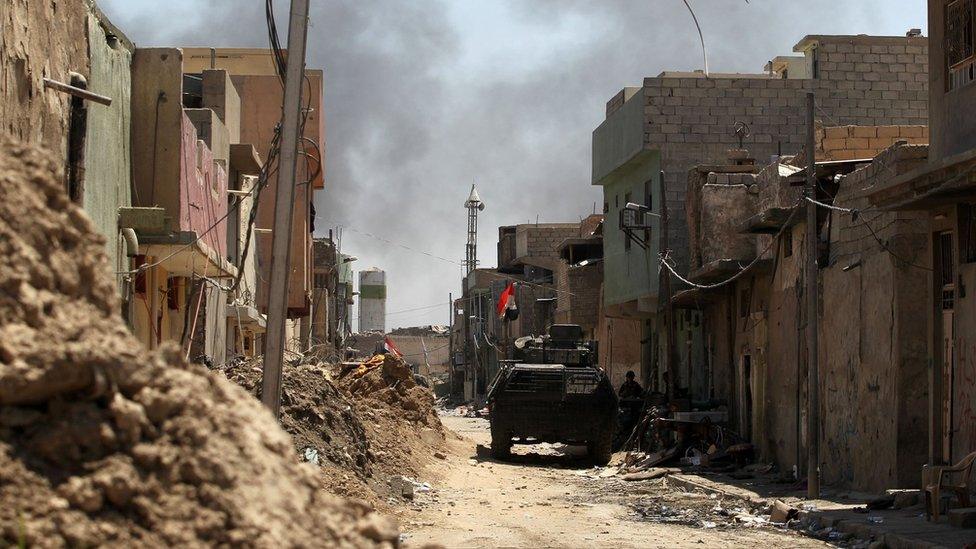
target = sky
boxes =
[99,0,928,329]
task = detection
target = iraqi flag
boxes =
[384,336,403,358]
[496,281,519,321]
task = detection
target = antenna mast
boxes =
[464,185,485,274]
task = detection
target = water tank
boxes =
[358,268,386,333]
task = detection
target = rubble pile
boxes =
[334,354,445,480]
[337,354,441,430]
[0,140,396,547]
[222,359,371,479]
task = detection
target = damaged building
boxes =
[682,127,930,493]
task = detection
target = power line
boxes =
[660,199,802,290]
[804,196,932,271]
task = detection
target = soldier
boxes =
[618,370,643,399]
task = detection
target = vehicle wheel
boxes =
[490,424,511,460]
[588,432,613,465]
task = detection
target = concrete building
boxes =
[182,48,325,323]
[867,0,976,470]
[358,268,387,333]
[127,48,243,364]
[682,128,930,493]
[592,33,929,398]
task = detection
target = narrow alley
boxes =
[3,0,976,548]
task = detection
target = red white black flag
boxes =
[496,281,519,321]
[384,336,403,357]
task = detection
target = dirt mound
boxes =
[0,139,397,547]
[333,355,445,483]
[337,354,441,430]
[222,359,372,479]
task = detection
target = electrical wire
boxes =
[804,196,932,271]
[660,199,803,290]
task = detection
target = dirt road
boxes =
[399,415,828,548]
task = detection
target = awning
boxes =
[139,231,238,279]
[226,304,266,332]
[742,204,804,234]
[689,258,772,284]
[867,149,976,210]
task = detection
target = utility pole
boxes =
[448,292,453,393]
[261,0,311,419]
[805,92,820,499]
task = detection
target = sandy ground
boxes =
[399,415,829,548]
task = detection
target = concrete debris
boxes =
[621,468,679,482]
[769,500,800,523]
[0,139,395,547]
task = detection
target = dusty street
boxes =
[400,415,828,548]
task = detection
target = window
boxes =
[783,230,793,258]
[961,204,976,263]
[947,0,976,90]
[811,46,820,79]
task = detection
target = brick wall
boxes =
[516,224,581,259]
[818,125,928,161]
[641,36,929,271]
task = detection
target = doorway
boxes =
[738,354,753,441]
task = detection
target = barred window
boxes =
[947,0,976,90]
[961,204,976,263]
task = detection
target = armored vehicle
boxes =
[486,324,618,463]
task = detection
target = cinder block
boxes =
[852,126,878,138]
[877,126,901,138]
[822,138,849,151]
[869,137,894,149]
[825,126,850,139]
[902,126,924,138]
[846,137,871,149]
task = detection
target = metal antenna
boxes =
[682,0,708,77]
[680,0,750,78]
[464,185,484,275]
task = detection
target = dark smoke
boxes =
[98,0,925,327]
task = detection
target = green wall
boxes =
[601,151,661,308]
[83,11,132,276]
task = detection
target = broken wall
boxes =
[699,178,758,267]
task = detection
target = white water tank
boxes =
[358,268,386,333]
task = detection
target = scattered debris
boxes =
[621,468,679,482]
